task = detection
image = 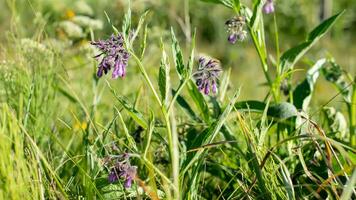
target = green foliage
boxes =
[267,102,298,120]
[171,28,186,79]
[280,11,344,72]
[292,58,326,110]
[0,0,355,200]
[158,40,170,106]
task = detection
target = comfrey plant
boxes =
[194,57,222,95]
[84,1,355,199]
[107,154,137,188]
[91,34,130,78]
[225,16,247,44]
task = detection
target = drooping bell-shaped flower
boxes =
[91,34,130,79]
[194,56,222,95]
[225,16,247,44]
[263,0,275,14]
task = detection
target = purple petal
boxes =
[212,81,217,94]
[204,82,210,95]
[112,69,119,79]
[108,171,119,183]
[228,34,238,44]
[97,67,104,77]
[263,0,275,14]
[123,52,130,60]
[206,60,218,68]
[199,57,205,64]
[112,61,124,79]
[122,64,126,77]
[199,79,207,92]
[124,178,133,188]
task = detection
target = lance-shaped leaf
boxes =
[280,11,344,72]
[114,96,148,129]
[187,80,210,122]
[235,100,267,113]
[158,40,170,106]
[232,0,241,12]
[250,0,264,31]
[130,11,149,45]
[108,82,148,129]
[187,30,196,78]
[293,59,327,110]
[171,28,185,78]
[122,4,131,36]
[172,89,199,121]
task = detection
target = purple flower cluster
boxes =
[91,34,130,79]
[225,16,247,44]
[107,154,137,188]
[108,163,137,188]
[263,0,275,14]
[194,57,222,95]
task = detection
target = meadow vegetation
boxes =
[0,0,355,199]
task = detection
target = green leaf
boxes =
[57,86,78,103]
[122,4,131,36]
[107,82,148,129]
[139,24,148,59]
[104,11,119,35]
[199,0,233,8]
[219,67,231,101]
[172,89,199,121]
[235,100,267,112]
[280,11,344,72]
[267,102,298,120]
[232,0,241,13]
[250,0,264,31]
[322,59,352,103]
[235,100,298,120]
[182,89,241,174]
[293,59,326,110]
[340,169,356,200]
[187,80,210,122]
[159,40,170,106]
[244,2,268,73]
[323,107,347,138]
[187,30,196,77]
[171,28,185,78]
[131,11,149,41]
[114,96,148,129]
[272,154,296,200]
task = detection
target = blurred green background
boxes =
[0,0,355,102]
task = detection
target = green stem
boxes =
[130,51,179,198]
[129,51,162,107]
[350,78,356,146]
[163,110,180,199]
[167,77,190,113]
[250,30,278,101]
[273,14,280,75]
